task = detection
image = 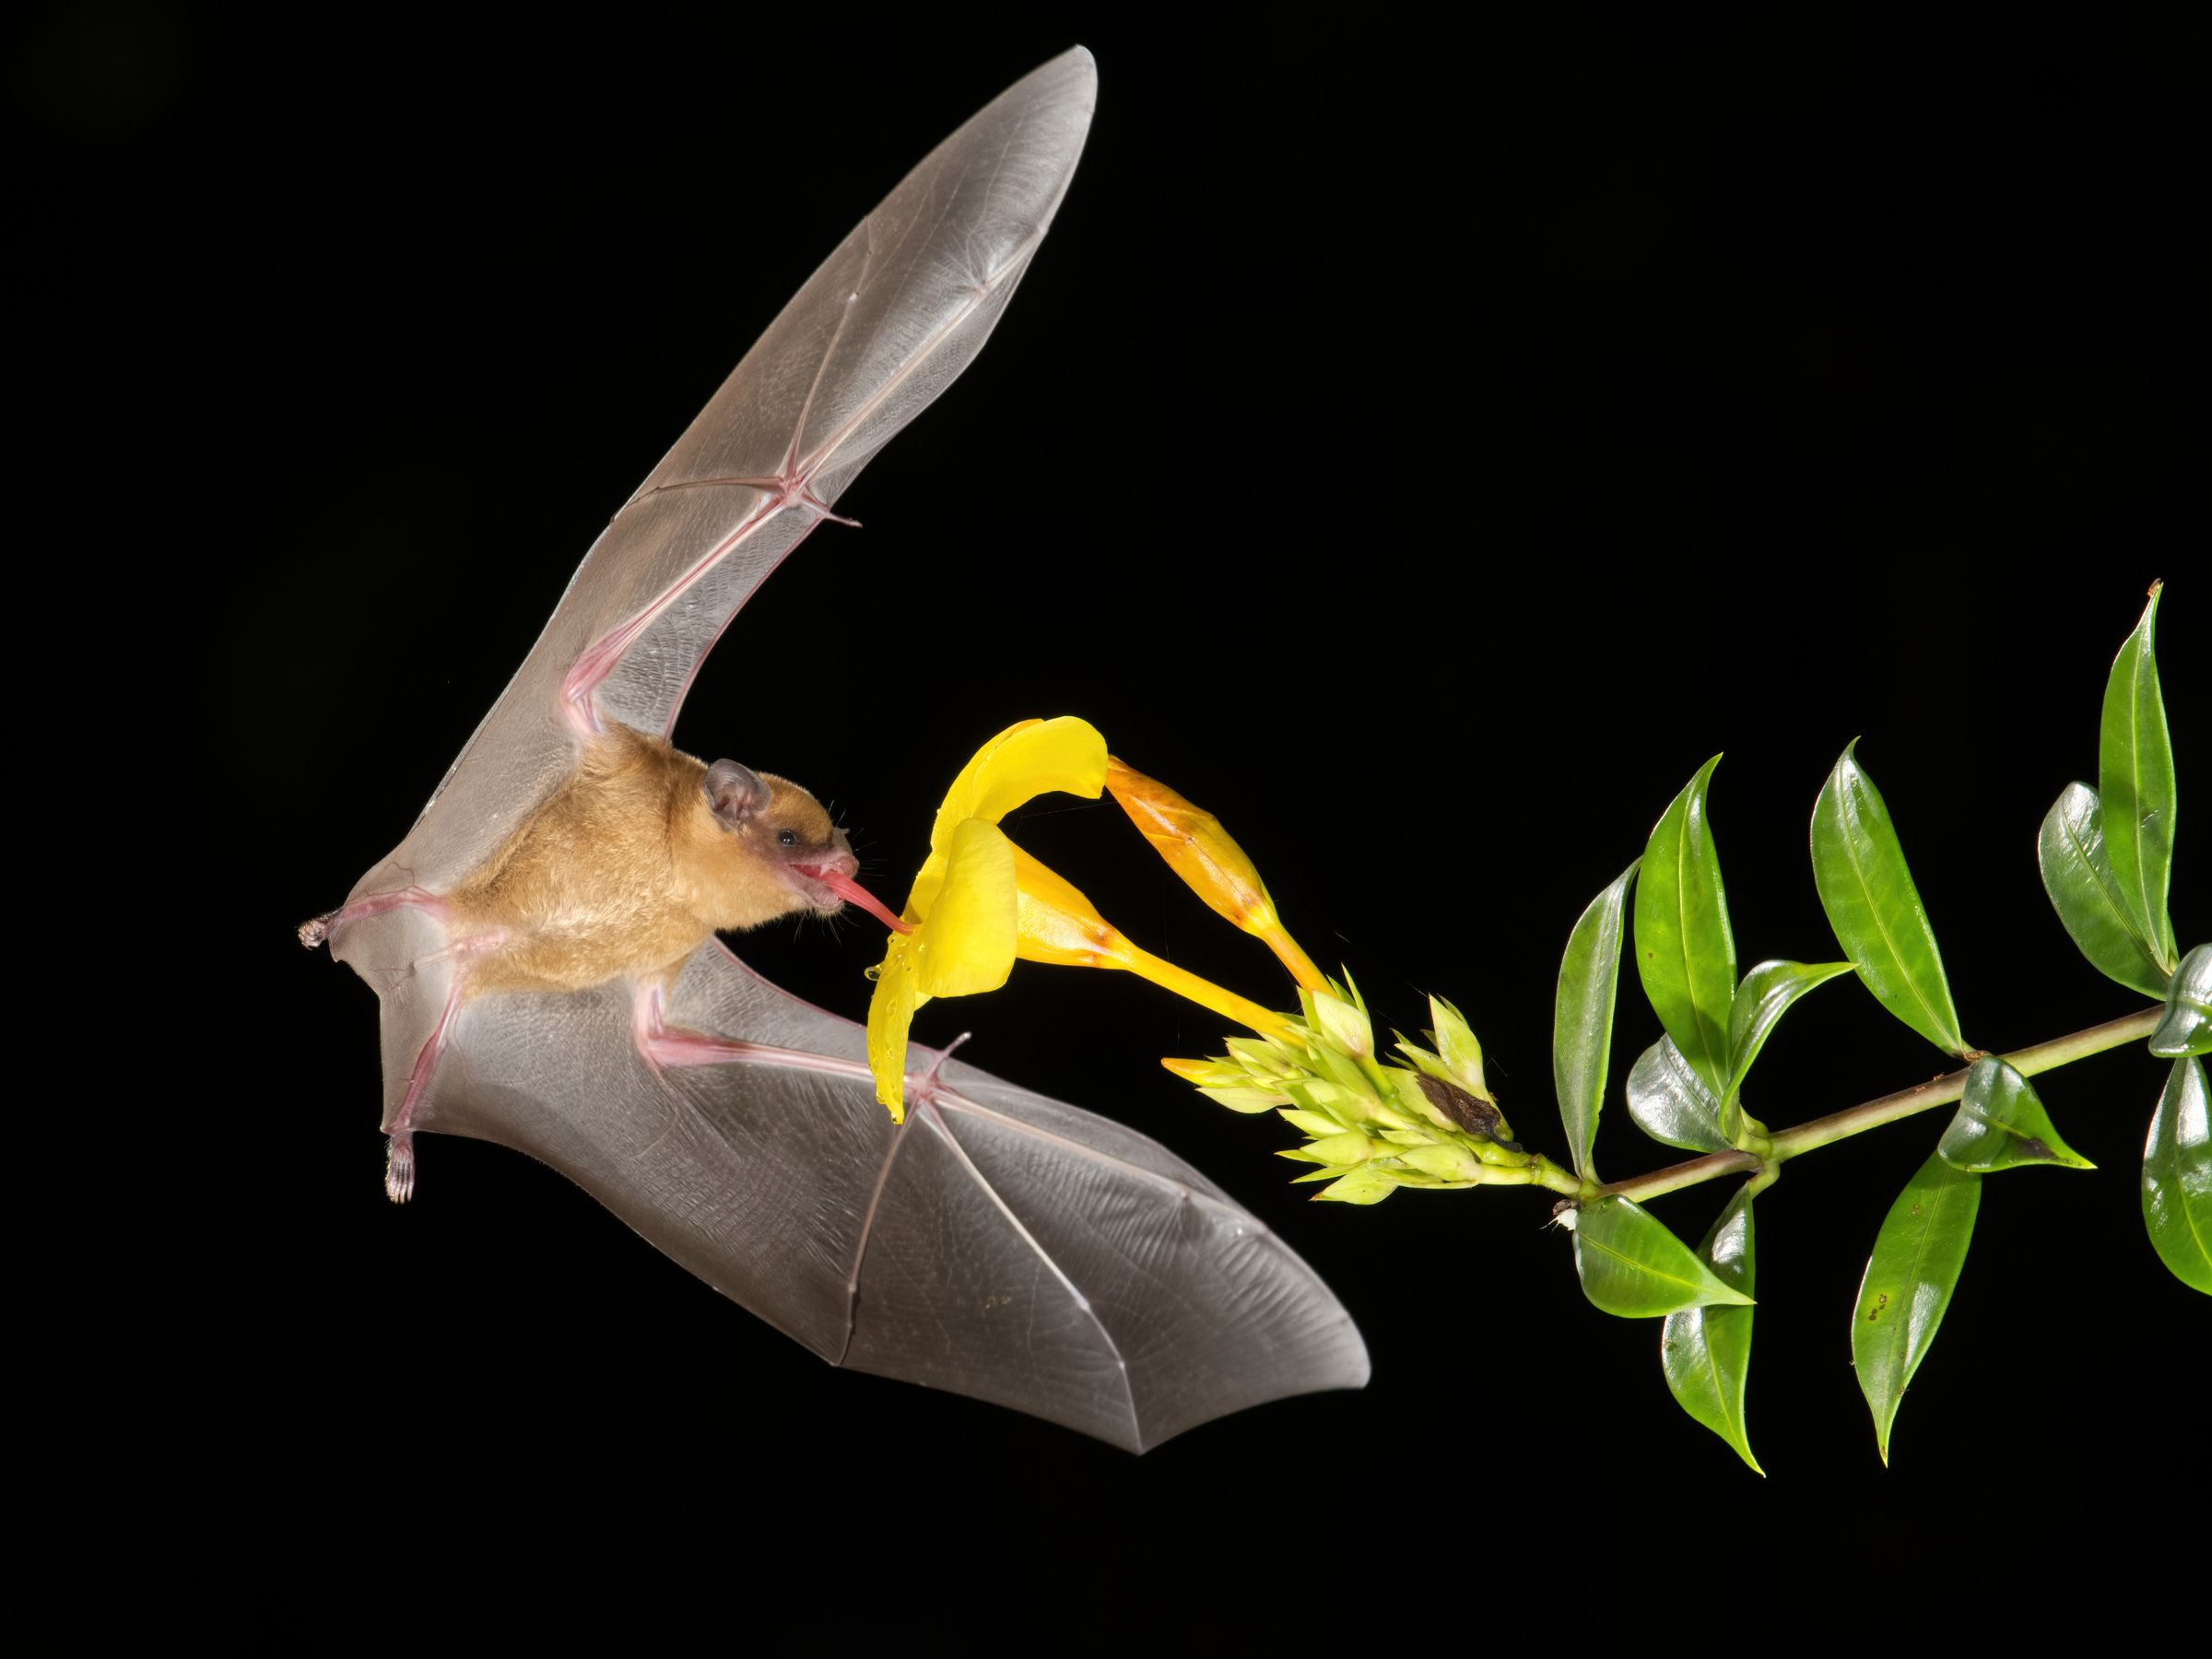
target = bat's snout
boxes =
[801,838,857,884]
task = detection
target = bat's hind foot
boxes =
[299,886,445,949]
[385,1132,416,1203]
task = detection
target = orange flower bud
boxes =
[1106,757,1328,992]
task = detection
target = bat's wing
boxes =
[327,49,1373,1448]
[352,938,1371,1451]
[347,47,1098,904]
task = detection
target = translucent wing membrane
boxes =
[325,51,1371,1448]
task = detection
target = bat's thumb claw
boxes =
[299,914,333,949]
[384,1133,416,1204]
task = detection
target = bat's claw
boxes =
[385,1133,416,1204]
[299,913,333,948]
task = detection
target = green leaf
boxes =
[2142,1056,2211,1293]
[2148,944,2212,1059]
[1626,1036,1731,1154]
[1661,1188,1762,1474]
[2100,583,2180,969]
[1554,860,1639,1180]
[1853,1153,1982,1464]
[2038,783,2174,999]
[1573,1197,1755,1318]
[1635,757,1736,1093]
[1721,959,1855,1129]
[1939,1057,2095,1173]
[1811,741,1969,1056]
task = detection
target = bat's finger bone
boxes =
[905,1032,973,1109]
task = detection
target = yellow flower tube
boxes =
[1006,845,1300,1044]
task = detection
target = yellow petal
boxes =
[915,819,1018,997]
[865,935,919,1122]
[928,716,1109,852]
[903,853,948,924]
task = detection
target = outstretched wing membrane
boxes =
[327,49,1374,1449]
[414,945,1368,1452]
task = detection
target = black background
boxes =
[27,3,2205,1627]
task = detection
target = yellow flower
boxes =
[866,717,1300,1119]
[866,718,1109,1120]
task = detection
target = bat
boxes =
[300,47,1370,1453]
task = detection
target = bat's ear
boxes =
[704,760,771,829]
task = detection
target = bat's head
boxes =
[700,759,858,925]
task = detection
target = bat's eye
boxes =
[778,830,798,847]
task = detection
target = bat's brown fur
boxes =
[447,722,850,997]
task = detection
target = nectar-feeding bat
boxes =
[302,48,1368,1452]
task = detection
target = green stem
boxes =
[1592,1006,2160,1206]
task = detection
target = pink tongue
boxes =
[814,870,913,934]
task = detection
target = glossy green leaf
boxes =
[1626,1036,1730,1154]
[1722,959,1855,1123]
[1853,1153,1981,1464]
[2039,783,2173,999]
[1939,1056,2094,1173]
[1554,860,1639,1180]
[2100,583,2179,968]
[1812,741,1968,1056]
[2148,945,2212,1059]
[1572,1197,1755,1318]
[2142,1055,2211,1294]
[1635,756,1736,1093]
[1661,1188,1761,1474]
